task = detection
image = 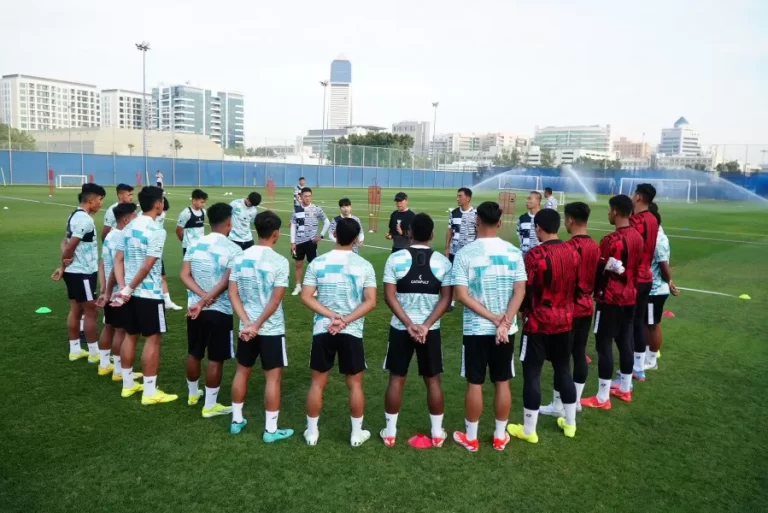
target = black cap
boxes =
[394,192,408,202]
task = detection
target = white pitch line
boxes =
[677,287,737,298]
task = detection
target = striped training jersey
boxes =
[65,208,98,275]
[118,213,166,300]
[448,207,477,255]
[104,202,119,230]
[650,226,671,296]
[566,234,600,318]
[183,232,243,314]
[102,228,123,295]
[291,204,328,245]
[523,240,580,335]
[176,207,206,249]
[229,198,258,243]
[329,215,363,253]
[595,226,644,306]
[630,210,658,284]
[517,212,540,256]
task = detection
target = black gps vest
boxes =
[66,208,95,242]
[396,247,441,295]
[184,207,205,229]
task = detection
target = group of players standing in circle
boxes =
[54,178,677,450]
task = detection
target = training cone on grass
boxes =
[739,294,751,300]
[663,311,675,318]
[408,434,433,449]
[35,307,52,314]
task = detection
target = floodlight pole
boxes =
[136,41,151,176]
[431,101,439,169]
[320,80,328,165]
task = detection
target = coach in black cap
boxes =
[385,192,416,253]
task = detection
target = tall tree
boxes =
[539,148,555,168]
[0,124,36,150]
[327,132,415,168]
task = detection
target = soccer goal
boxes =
[56,175,87,189]
[619,178,693,203]
[498,174,541,191]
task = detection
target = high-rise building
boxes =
[533,124,612,152]
[101,89,154,131]
[328,56,352,129]
[392,121,431,155]
[658,117,702,156]
[152,84,244,148]
[430,132,527,158]
[1,74,101,131]
[613,137,650,159]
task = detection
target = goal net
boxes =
[619,178,692,203]
[56,175,87,189]
[498,175,541,191]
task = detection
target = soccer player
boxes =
[540,202,600,415]
[581,195,644,409]
[158,197,183,311]
[180,203,243,418]
[507,209,581,443]
[61,183,106,362]
[301,218,377,447]
[543,187,558,210]
[290,187,330,296]
[445,187,476,311]
[381,213,452,448]
[111,185,177,405]
[386,192,416,253]
[517,191,541,256]
[96,202,139,379]
[176,189,208,256]
[452,201,527,452]
[228,211,294,442]
[156,170,164,189]
[645,203,679,371]
[294,177,306,207]
[328,197,364,253]
[629,184,659,381]
[101,183,134,241]
[229,192,262,250]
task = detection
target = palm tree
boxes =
[172,139,182,158]
[128,143,135,156]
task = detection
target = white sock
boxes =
[451,300,455,307]
[187,379,199,396]
[634,352,646,372]
[79,317,84,332]
[646,351,658,367]
[144,376,157,397]
[99,349,111,367]
[597,378,611,402]
[122,367,135,389]
[465,419,478,441]
[163,292,171,303]
[232,402,244,423]
[575,382,585,403]
[87,342,98,356]
[385,412,398,437]
[265,410,279,433]
[306,415,319,434]
[204,386,219,409]
[430,414,444,438]
[351,416,364,437]
[552,390,563,409]
[620,373,632,393]
[523,408,539,436]
[69,339,81,354]
[494,419,507,440]
[564,403,577,426]
[113,356,123,376]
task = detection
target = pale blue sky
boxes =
[2,0,766,146]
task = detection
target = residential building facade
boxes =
[613,137,650,159]
[533,124,612,152]
[392,120,431,156]
[101,89,154,130]
[301,125,385,156]
[328,56,352,129]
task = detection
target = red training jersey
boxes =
[523,240,581,335]
[566,234,600,318]
[594,226,644,306]
[629,210,658,284]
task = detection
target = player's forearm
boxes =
[180,262,208,299]
[660,261,672,283]
[101,226,111,242]
[455,286,498,322]
[290,224,296,243]
[505,281,526,319]
[229,283,252,324]
[445,230,452,250]
[424,286,452,329]
[114,251,126,288]
[127,257,158,290]
[320,218,330,237]
[62,239,79,261]
[328,228,337,243]
[97,261,106,294]
[300,292,337,319]
[205,272,232,302]
[175,227,184,242]
[342,289,377,324]
[253,289,286,327]
[105,270,118,296]
[384,284,414,328]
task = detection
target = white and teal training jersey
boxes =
[65,209,99,275]
[651,226,671,296]
[229,245,289,335]
[104,201,119,229]
[229,198,257,243]
[451,237,527,336]
[118,214,166,300]
[383,246,452,330]
[304,249,377,339]
[184,233,242,314]
[102,228,123,295]
[156,211,167,228]
[176,207,206,248]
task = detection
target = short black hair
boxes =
[634,183,657,204]
[410,213,434,243]
[335,217,361,246]
[648,202,662,225]
[163,197,170,211]
[476,201,503,225]
[564,202,591,224]
[299,176,306,181]
[609,194,633,217]
[458,187,473,198]
[301,187,312,195]
[191,189,208,200]
[247,192,262,207]
[113,202,137,223]
[338,197,352,207]
[80,183,106,202]
[138,186,164,213]
[534,208,560,234]
[530,191,542,202]
[207,203,233,226]
[544,187,553,194]
[116,183,134,194]
[254,210,282,239]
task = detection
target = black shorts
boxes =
[461,335,515,384]
[384,327,443,377]
[161,259,166,276]
[182,248,187,257]
[103,304,127,329]
[156,181,163,188]
[593,303,634,338]
[648,295,669,325]
[310,333,366,375]
[123,297,167,337]
[520,331,572,366]
[293,240,318,262]
[236,334,287,370]
[187,310,234,362]
[63,272,97,303]
[636,282,652,323]
[232,240,254,251]
[448,253,455,264]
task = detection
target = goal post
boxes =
[619,178,692,203]
[55,174,87,189]
[498,175,541,191]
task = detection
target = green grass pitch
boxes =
[0,185,766,513]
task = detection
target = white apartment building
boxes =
[533,124,612,152]
[328,56,352,129]
[102,89,154,130]
[392,120,431,155]
[1,74,101,131]
[431,132,528,158]
[657,117,702,156]
[526,146,618,166]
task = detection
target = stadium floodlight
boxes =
[431,102,439,167]
[619,178,693,203]
[136,42,151,176]
[319,80,329,165]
